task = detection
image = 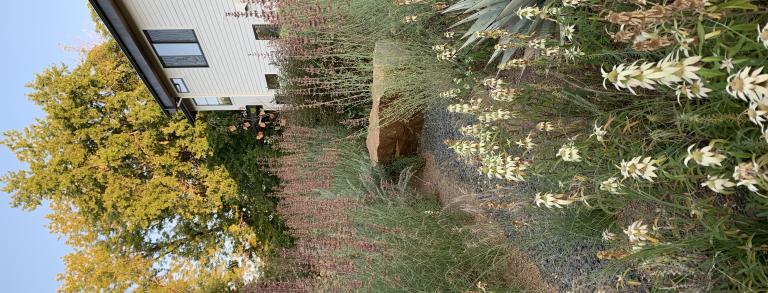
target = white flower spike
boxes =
[556,143,582,162]
[563,46,584,62]
[623,220,651,244]
[747,102,767,129]
[702,175,736,194]
[534,192,578,209]
[758,23,768,49]
[536,121,554,132]
[647,54,702,86]
[733,160,761,193]
[684,144,727,167]
[676,80,712,104]
[561,24,575,41]
[602,230,620,241]
[720,57,734,73]
[517,6,541,20]
[516,133,536,151]
[563,0,582,7]
[599,177,623,194]
[726,67,768,103]
[618,156,658,182]
[591,121,608,142]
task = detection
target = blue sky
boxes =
[0,1,96,291]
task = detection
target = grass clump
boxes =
[339,145,519,293]
[351,195,515,293]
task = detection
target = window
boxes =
[192,97,232,106]
[243,2,258,12]
[253,24,280,40]
[145,29,208,68]
[170,78,189,93]
[265,74,280,90]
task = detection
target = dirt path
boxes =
[414,152,556,293]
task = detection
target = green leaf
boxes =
[716,0,758,10]
[730,152,755,159]
[697,68,726,78]
[697,20,706,54]
[729,23,758,32]
[727,38,746,56]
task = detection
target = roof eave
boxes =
[178,100,198,123]
[89,0,196,123]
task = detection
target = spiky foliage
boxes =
[444,0,556,64]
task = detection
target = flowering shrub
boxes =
[437,0,768,290]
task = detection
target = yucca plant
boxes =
[444,0,555,64]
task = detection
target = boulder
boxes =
[366,41,423,165]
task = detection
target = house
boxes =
[89,0,282,122]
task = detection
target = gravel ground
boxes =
[421,100,485,188]
[421,101,616,293]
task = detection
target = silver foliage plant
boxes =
[444,0,554,64]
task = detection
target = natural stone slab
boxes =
[366,41,423,165]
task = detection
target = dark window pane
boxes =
[146,29,207,68]
[146,29,197,43]
[153,43,203,56]
[265,74,280,89]
[161,55,208,67]
[253,24,280,40]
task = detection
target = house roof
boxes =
[88,0,197,123]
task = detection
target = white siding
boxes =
[184,96,279,111]
[121,0,279,111]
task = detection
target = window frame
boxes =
[144,29,209,68]
[192,97,233,107]
[252,24,280,40]
[170,78,190,93]
[265,74,280,90]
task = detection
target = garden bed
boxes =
[421,100,613,292]
[267,0,768,290]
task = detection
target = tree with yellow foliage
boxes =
[2,38,288,291]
